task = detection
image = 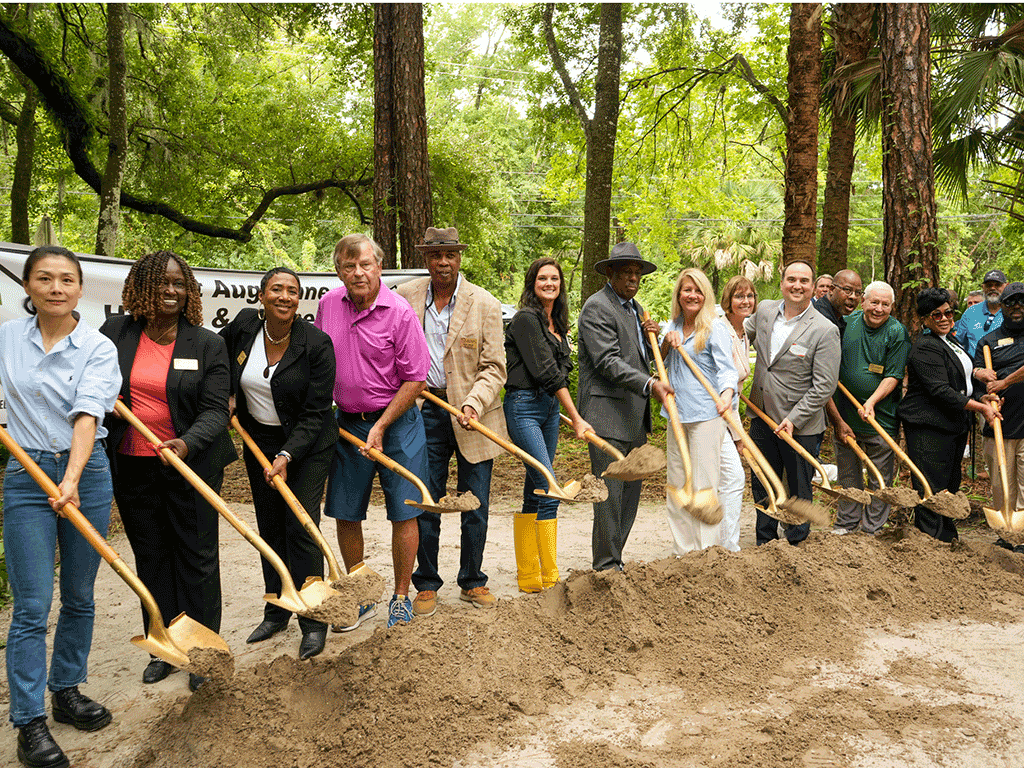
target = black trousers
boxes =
[589,437,645,571]
[749,417,821,546]
[905,426,967,543]
[111,453,222,634]
[242,422,331,633]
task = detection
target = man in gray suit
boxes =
[578,242,672,571]
[746,260,840,545]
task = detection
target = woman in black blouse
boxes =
[503,258,590,592]
[897,287,1000,542]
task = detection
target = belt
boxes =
[340,408,387,422]
[426,387,447,401]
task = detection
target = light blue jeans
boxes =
[4,444,111,726]
[503,388,561,520]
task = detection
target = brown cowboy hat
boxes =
[414,227,469,252]
[594,241,657,276]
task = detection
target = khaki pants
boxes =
[666,418,724,555]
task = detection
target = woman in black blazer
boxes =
[220,267,337,660]
[100,251,236,692]
[897,287,1000,542]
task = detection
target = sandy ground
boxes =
[2,490,1024,768]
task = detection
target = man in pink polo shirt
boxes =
[315,233,430,629]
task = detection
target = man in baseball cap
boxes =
[956,268,1008,358]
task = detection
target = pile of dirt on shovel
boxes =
[127,528,1024,768]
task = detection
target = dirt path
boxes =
[3,482,1024,767]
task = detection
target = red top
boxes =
[119,332,176,456]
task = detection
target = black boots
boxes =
[17,717,68,768]
[51,686,112,732]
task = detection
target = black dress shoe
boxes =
[51,686,112,732]
[188,673,209,693]
[246,619,289,644]
[142,658,176,684]
[17,716,68,768]
[298,628,327,660]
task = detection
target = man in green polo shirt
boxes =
[832,281,911,534]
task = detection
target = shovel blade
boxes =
[132,611,231,671]
[265,592,310,614]
[405,500,464,514]
[1012,510,1024,532]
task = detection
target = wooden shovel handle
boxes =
[644,313,695,495]
[559,413,625,460]
[843,436,886,490]
[0,423,118,563]
[421,389,568,495]
[739,394,833,490]
[835,381,934,497]
[336,425,436,503]
[232,416,344,582]
[983,345,1011,513]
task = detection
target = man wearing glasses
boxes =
[956,269,1007,357]
[396,227,508,615]
[812,269,863,339]
[974,281,1024,551]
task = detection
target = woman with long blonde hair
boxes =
[660,268,738,553]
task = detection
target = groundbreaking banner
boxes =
[0,242,425,424]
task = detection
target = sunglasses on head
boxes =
[928,309,955,321]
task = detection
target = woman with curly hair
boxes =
[100,250,235,692]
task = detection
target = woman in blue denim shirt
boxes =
[0,246,121,768]
[503,258,590,592]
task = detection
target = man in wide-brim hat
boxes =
[577,241,671,571]
[399,226,508,614]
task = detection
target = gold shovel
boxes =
[558,413,665,481]
[115,401,337,617]
[0,424,230,672]
[420,390,597,503]
[982,347,1024,533]
[670,340,828,526]
[645,317,722,525]
[835,382,970,519]
[337,425,480,512]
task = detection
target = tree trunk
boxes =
[95,3,128,257]
[373,4,397,269]
[10,67,35,245]
[392,2,431,270]
[581,3,623,304]
[782,3,822,270]
[819,3,874,276]
[880,3,938,325]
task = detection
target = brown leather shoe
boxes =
[412,590,437,616]
[459,586,496,608]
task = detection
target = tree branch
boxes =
[541,3,591,135]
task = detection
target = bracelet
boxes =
[276,451,292,463]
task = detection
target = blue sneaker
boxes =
[333,602,377,633]
[387,594,413,628]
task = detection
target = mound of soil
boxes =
[129,527,1024,768]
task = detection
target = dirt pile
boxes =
[128,528,1024,768]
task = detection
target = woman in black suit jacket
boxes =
[220,267,337,660]
[100,251,236,691]
[897,288,1000,542]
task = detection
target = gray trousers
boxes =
[589,436,645,571]
[834,432,896,534]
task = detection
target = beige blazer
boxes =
[396,277,508,463]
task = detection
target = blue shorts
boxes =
[325,407,427,523]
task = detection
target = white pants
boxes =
[718,433,743,552]
[666,418,724,555]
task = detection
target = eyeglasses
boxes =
[928,309,955,321]
[1002,296,1024,308]
[833,284,863,297]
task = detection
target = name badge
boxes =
[173,358,199,371]
[998,337,1013,347]
[790,344,807,357]
[236,351,247,365]
[460,337,478,350]
[868,363,884,374]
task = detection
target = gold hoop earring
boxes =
[258,307,265,321]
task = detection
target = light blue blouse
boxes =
[661,316,739,424]
[0,314,121,452]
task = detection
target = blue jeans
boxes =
[4,444,112,726]
[412,400,492,592]
[503,388,560,520]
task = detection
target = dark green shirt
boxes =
[837,310,911,437]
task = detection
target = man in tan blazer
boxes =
[396,227,508,614]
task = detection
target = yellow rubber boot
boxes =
[514,513,543,593]
[536,517,559,589]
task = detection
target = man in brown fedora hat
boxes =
[396,227,508,614]
[578,241,672,571]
